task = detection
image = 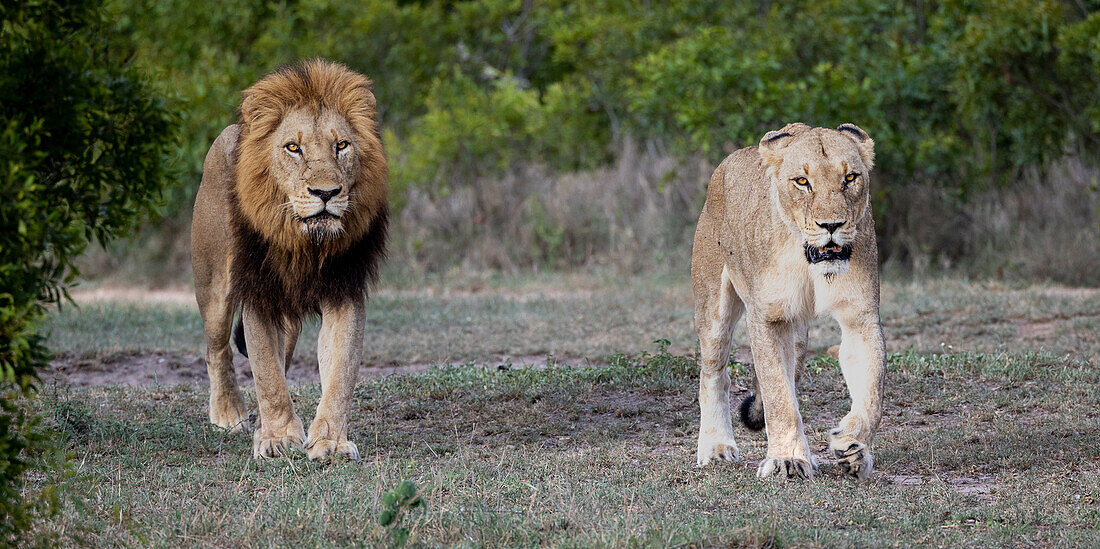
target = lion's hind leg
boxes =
[198,285,249,432]
[694,264,744,467]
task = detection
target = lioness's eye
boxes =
[844,172,859,184]
[793,177,810,189]
[285,143,301,154]
[335,140,350,151]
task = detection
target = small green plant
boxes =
[378,479,424,548]
[651,338,672,355]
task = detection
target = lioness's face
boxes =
[271,108,361,243]
[762,125,874,277]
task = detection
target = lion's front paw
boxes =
[306,437,360,461]
[696,436,739,467]
[757,456,815,479]
[209,396,250,432]
[830,435,873,481]
[252,421,305,459]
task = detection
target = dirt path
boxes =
[51,280,1099,386]
[47,351,592,388]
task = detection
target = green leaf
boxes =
[379,509,395,526]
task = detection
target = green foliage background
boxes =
[104,0,1099,232]
[0,0,175,540]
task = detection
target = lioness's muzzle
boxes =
[804,242,853,263]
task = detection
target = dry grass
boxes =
[79,153,1099,286]
[22,273,1100,546]
[47,275,1100,377]
[27,346,1100,547]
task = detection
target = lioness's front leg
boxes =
[830,303,885,480]
[305,300,365,461]
[243,307,305,458]
[749,317,815,479]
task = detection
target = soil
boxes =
[46,351,587,388]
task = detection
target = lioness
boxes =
[691,123,885,480]
[192,60,388,460]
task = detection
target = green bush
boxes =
[0,0,175,539]
[95,0,1098,272]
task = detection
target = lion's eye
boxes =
[793,177,811,190]
[844,172,859,184]
[335,140,350,151]
[285,143,301,154]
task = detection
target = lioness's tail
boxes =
[232,316,248,358]
[739,373,765,430]
[739,395,765,430]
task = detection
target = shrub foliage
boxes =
[0,0,175,538]
[102,0,1099,268]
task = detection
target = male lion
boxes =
[691,123,885,480]
[191,60,388,460]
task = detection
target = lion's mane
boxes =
[228,59,389,325]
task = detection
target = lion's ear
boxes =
[239,89,260,125]
[361,85,377,112]
[238,89,269,131]
[837,123,875,170]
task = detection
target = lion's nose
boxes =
[816,220,845,234]
[307,186,341,202]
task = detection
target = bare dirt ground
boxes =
[48,351,590,387]
[31,276,1100,546]
[45,277,1100,387]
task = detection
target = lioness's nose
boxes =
[308,186,341,202]
[816,221,845,233]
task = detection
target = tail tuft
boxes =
[739,393,765,431]
[233,316,248,358]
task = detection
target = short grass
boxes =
[25,274,1100,546]
[28,347,1100,547]
[46,275,1100,365]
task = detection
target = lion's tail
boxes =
[738,372,766,431]
[232,315,248,358]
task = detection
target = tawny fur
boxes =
[191,59,388,461]
[691,123,885,481]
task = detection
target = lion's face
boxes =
[271,108,361,243]
[760,123,875,277]
[233,59,388,255]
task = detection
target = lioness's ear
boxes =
[758,128,796,171]
[837,123,875,170]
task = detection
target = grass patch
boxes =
[27,345,1100,547]
[47,277,1100,369]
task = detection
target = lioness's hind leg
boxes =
[694,265,744,467]
[738,321,806,432]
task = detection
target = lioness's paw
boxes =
[757,457,814,480]
[209,400,250,432]
[252,424,305,459]
[830,435,873,481]
[306,438,360,462]
[696,437,739,467]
